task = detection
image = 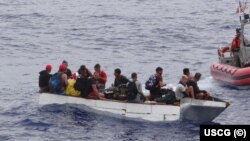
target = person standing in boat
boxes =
[145,67,166,101]
[187,73,210,100]
[230,28,241,67]
[175,75,194,100]
[62,60,72,79]
[39,64,52,93]
[113,68,129,87]
[93,64,107,91]
[75,65,104,99]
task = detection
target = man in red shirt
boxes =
[230,28,241,67]
[93,64,107,91]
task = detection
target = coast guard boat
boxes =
[211,13,250,85]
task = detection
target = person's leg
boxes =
[195,92,205,99]
[187,86,195,98]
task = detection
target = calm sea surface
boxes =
[0,0,249,140]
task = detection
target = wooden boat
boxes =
[39,93,229,122]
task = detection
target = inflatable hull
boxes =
[210,63,250,85]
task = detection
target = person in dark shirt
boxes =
[113,68,129,87]
[39,64,52,93]
[62,60,72,79]
[187,72,210,99]
[146,67,166,101]
[75,65,104,99]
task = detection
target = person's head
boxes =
[62,60,68,67]
[114,68,121,77]
[59,64,67,72]
[45,64,52,73]
[94,64,101,72]
[79,65,88,77]
[180,75,188,84]
[131,72,137,80]
[236,28,241,36]
[183,68,190,76]
[194,72,202,81]
[156,67,163,76]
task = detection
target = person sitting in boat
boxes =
[62,60,72,79]
[183,68,193,80]
[75,65,105,99]
[230,28,241,67]
[113,68,129,87]
[127,73,145,103]
[175,75,194,101]
[77,65,92,78]
[39,64,52,93]
[187,73,210,100]
[66,72,81,97]
[93,64,107,92]
[49,64,68,94]
[145,67,166,101]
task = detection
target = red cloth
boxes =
[94,70,107,84]
[85,92,99,99]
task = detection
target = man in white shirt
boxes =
[175,75,194,100]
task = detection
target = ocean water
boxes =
[0,0,250,140]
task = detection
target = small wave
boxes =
[17,118,52,131]
[0,135,10,141]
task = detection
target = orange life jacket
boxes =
[231,36,240,51]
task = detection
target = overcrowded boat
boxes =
[39,92,229,122]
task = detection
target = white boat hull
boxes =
[39,93,229,122]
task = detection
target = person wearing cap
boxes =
[62,60,72,79]
[49,64,68,94]
[230,28,242,67]
[93,64,107,91]
[187,73,210,100]
[39,64,52,93]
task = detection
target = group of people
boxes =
[39,61,211,104]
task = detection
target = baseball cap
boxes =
[46,64,52,71]
[59,64,67,71]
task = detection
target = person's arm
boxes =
[62,74,68,87]
[92,84,105,99]
[92,84,101,98]
[159,81,166,87]
[136,81,143,95]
